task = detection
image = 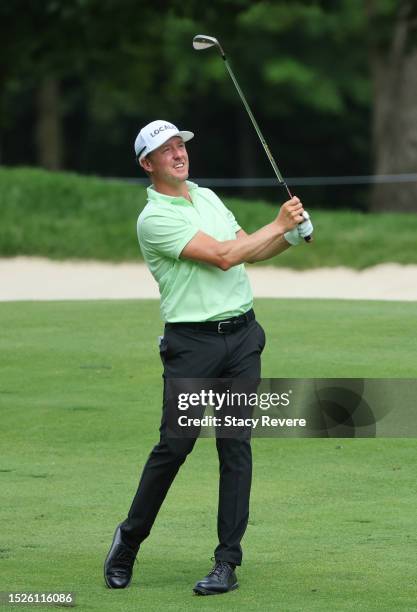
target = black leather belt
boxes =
[166,309,255,334]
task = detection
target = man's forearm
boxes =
[246,234,291,263]
[218,222,284,268]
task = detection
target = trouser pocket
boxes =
[158,335,168,364]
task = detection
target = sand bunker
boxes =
[1,257,416,302]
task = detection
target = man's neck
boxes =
[152,179,191,201]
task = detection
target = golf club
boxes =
[193,34,312,242]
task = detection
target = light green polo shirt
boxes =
[137,181,253,322]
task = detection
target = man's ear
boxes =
[140,155,152,173]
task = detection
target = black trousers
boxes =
[120,316,265,566]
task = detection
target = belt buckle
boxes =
[217,320,231,334]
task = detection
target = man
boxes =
[104,119,313,596]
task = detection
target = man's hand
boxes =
[275,196,304,235]
[284,211,314,246]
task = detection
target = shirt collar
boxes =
[147,180,198,205]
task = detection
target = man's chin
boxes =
[161,169,189,184]
[172,170,189,182]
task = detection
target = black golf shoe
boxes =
[193,560,238,596]
[104,524,138,589]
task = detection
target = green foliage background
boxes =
[0,0,376,182]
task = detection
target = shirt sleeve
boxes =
[225,207,241,234]
[138,208,198,260]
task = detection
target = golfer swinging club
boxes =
[104,120,313,596]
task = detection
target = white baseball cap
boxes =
[134,120,194,160]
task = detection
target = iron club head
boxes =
[193,35,225,58]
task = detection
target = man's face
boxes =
[141,136,189,184]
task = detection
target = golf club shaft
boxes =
[222,57,311,242]
[223,58,291,197]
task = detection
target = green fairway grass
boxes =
[1,298,416,611]
[2,167,417,269]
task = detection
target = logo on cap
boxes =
[149,124,176,138]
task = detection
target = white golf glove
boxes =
[284,211,313,246]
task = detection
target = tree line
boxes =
[1,0,416,211]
